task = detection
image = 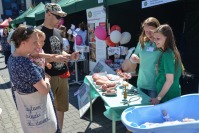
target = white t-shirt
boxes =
[62,38,69,51]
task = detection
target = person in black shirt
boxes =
[38,3,79,131]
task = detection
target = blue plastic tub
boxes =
[121,94,199,133]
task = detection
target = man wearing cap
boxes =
[38,3,79,130]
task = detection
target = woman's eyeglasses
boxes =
[51,12,62,20]
[23,26,35,36]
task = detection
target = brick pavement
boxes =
[0,53,127,133]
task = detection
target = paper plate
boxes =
[102,91,117,96]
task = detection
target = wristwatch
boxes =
[157,96,162,101]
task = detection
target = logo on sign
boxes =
[88,11,92,18]
[144,1,148,6]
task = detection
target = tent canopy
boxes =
[35,0,82,21]
[72,0,131,12]
[10,7,32,27]
[35,0,131,21]
[8,17,12,22]
[25,2,45,26]
[0,19,10,28]
[0,19,9,28]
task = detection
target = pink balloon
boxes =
[94,26,107,40]
[75,35,83,45]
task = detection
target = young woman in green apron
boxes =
[151,24,183,105]
[130,17,162,98]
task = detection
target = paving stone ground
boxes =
[0,53,127,133]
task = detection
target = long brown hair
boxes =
[59,25,66,38]
[11,26,36,48]
[79,21,87,31]
[139,17,160,49]
[3,27,9,37]
[154,24,184,73]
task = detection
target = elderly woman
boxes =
[8,26,61,133]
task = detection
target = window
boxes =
[32,0,51,6]
[2,0,26,19]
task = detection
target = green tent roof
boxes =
[35,0,132,21]
[57,0,79,5]
[61,0,84,14]
[68,0,103,13]
[25,2,45,26]
[106,0,132,5]
[35,0,82,21]
[15,7,32,24]
[64,0,132,12]
[9,7,32,27]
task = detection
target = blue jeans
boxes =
[140,88,157,98]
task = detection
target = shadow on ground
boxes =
[0,81,11,89]
[0,66,7,70]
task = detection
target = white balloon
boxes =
[120,32,131,44]
[110,30,122,43]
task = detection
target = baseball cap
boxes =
[45,3,67,17]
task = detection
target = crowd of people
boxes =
[0,2,185,133]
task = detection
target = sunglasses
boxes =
[51,12,62,20]
[23,26,35,36]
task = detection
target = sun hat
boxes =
[45,3,67,17]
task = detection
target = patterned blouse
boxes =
[8,55,44,93]
[7,55,61,133]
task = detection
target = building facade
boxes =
[0,0,58,20]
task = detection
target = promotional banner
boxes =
[86,6,107,71]
[142,0,177,8]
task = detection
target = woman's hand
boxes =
[45,73,51,80]
[33,78,51,95]
[131,54,140,63]
[150,98,160,105]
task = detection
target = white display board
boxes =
[142,0,177,8]
[75,83,94,118]
[86,6,107,72]
[91,60,116,75]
